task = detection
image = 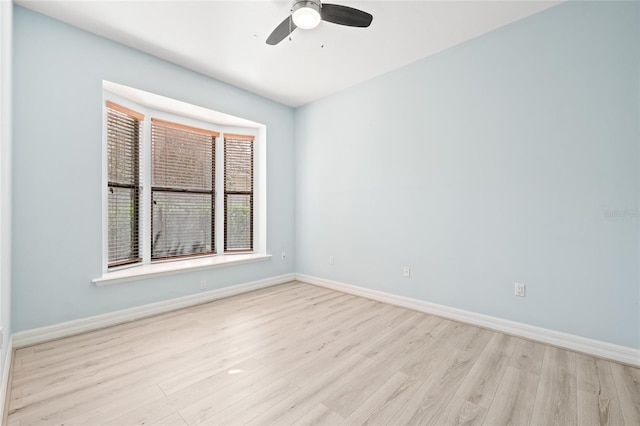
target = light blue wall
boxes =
[1,0,13,386]
[295,1,640,348]
[12,6,295,332]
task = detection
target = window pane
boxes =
[224,137,253,252]
[224,139,253,192]
[152,192,213,260]
[107,115,139,185]
[108,186,139,264]
[225,194,252,251]
[151,120,215,260]
[152,126,213,191]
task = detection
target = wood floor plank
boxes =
[482,366,540,426]
[61,384,166,426]
[195,377,299,425]
[380,305,427,329]
[338,371,410,425]
[154,306,376,395]
[134,334,239,371]
[13,347,33,360]
[389,349,478,425]
[19,309,188,360]
[322,356,405,418]
[455,333,516,408]
[353,376,423,426]
[530,346,578,426]
[10,351,148,411]
[323,312,444,419]
[12,342,137,384]
[227,294,375,350]
[431,396,487,426]
[284,317,395,389]
[228,297,372,351]
[200,287,343,332]
[9,356,152,418]
[155,346,256,395]
[359,312,436,359]
[189,282,310,314]
[7,282,640,426]
[509,337,545,375]
[399,321,484,382]
[11,377,162,425]
[177,362,297,425]
[576,354,625,426]
[286,315,401,388]
[457,326,495,356]
[105,357,264,426]
[147,412,188,426]
[252,299,389,366]
[16,333,128,367]
[245,354,376,425]
[611,361,640,425]
[185,283,320,327]
[295,404,344,426]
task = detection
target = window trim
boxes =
[98,86,267,283]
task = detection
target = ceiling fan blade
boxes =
[266,15,297,45]
[321,4,373,28]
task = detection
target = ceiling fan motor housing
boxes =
[292,0,322,29]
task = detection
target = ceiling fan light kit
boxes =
[292,1,322,30]
[266,0,373,45]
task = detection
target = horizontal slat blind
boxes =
[224,135,254,252]
[151,119,216,260]
[107,103,143,267]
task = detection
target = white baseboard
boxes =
[296,273,640,367]
[0,335,13,425]
[12,273,296,348]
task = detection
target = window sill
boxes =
[93,253,272,286]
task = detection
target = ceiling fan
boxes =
[266,0,373,45]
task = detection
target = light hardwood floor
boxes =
[6,281,640,425]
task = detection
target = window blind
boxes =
[224,134,254,252]
[151,119,219,260]
[106,101,143,267]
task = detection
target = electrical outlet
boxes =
[329,255,334,265]
[200,280,207,290]
[515,283,525,297]
[281,251,286,261]
[403,266,410,277]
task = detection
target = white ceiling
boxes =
[16,0,561,107]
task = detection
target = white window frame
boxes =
[94,83,269,286]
